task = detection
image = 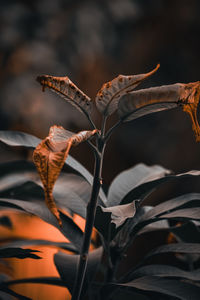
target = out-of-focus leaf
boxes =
[33,125,98,226]
[2,276,66,287]
[37,74,92,115]
[0,216,12,229]
[95,64,159,116]
[54,247,103,294]
[0,191,83,252]
[121,171,200,205]
[129,264,200,281]
[0,248,41,259]
[0,287,31,300]
[115,276,200,299]
[107,163,170,207]
[0,131,41,148]
[118,81,200,142]
[0,239,77,253]
[0,131,107,205]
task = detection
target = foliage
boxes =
[0,65,200,299]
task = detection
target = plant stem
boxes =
[72,149,103,300]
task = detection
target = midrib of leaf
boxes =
[49,85,90,116]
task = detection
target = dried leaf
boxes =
[36,74,92,115]
[95,64,160,116]
[33,125,98,226]
[118,81,200,142]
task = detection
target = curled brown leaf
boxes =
[33,126,98,226]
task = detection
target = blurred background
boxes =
[0,0,200,299]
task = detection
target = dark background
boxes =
[1,0,200,194]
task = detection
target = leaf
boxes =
[95,64,159,116]
[95,202,136,242]
[145,243,200,260]
[33,125,98,226]
[118,81,200,142]
[140,193,200,221]
[121,171,200,206]
[54,247,103,294]
[0,161,93,219]
[100,202,136,228]
[0,239,77,253]
[0,188,83,252]
[1,276,66,288]
[0,131,107,205]
[129,264,200,281]
[37,74,92,115]
[107,163,170,207]
[0,287,32,300]
[159,207,200,221]
[0,130,40,148]
[170,221,200,243]
[115,276,200,300]
[0,216,12,229]
[0,248,41,259]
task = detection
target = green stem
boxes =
[72,147,104,300]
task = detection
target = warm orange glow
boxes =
[0,211,70,299]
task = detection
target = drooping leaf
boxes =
[37,74,92,115]
[107,163,170,207]
[0,131,107,205]
[114,276,200,300]
[0,190,83,252]
[0,216,12,229]
[121,171,200,206]
[0,248,41,259]
[33,126,98,226]
[54,247,103,294]
[95,64,160,116]
[0,239,77,253]
[118,81,200,142]
[129,264,200,281]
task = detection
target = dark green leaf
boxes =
[0,248,41,259]
[0,188,83,252]
[2,277,66,288]
[129,264,200,281]
[0,239,77,253]
[121,172,200,206]
[141,193,200,221]
[145,243,200,260]
[115,276,200,299]
[107,163,170,207]
[54,247,103,294]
